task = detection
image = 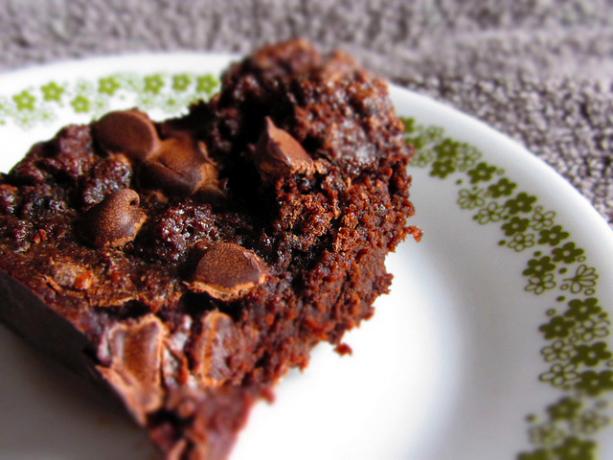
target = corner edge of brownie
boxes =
[0,38,416,460]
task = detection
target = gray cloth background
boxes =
[1,0,611,224]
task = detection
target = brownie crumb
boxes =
[335,343,353,356]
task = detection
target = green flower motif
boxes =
[456,145,481,171]
[575,370,613,396]
[70,95,91,113]
[196,74,218,94]
[561,265,598,295]
[565,298,602,322]
[402,117,416,133]
[3,71,224,128]
[473,202,507,224]
[530,206,555,230]
[405,124,444,150]
[525,273,556,295]
[98,76,121,95]
[425,127,445,143]
[172,74,192,92]
[540,316,575,340]
[431,159,455,178]
[457,186,486,209]
[488,177,516,198]
[518,449,552,460]
[541,340,573,363]
[3,82,611,459]
[144,74,165,94]
[539,363,579,388]
[523,256,556,278]
[571,317,609,343]
[571,410,610,435]
[502,216,530,236]
[552,242,584,264]
[467,161,497,184]
[13,90,36,111]
[553,436,595,460]
[538,225,569,246]
[546,397,581,420]
[508,232,536,252]
[160,95,184,112]
[434,139,459,161]
[41,82,64,102]
[412,149,434,168]
[529,423,564,447]
[572,342,612,366]
[504,192,537,214]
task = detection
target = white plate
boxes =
[0,54,611,460]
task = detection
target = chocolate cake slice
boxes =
[0,39,417,459]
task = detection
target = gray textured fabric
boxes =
[1,0,611,224]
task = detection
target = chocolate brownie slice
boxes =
[0,39,417,459]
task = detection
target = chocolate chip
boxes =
[97,315,166,423]
[93,109,160,161]
[188,242,266,301]
[161,315,192,389]
[255,117,315,179]
[80,189,147,248]
[191,311,244,388]
[144,134,219,196]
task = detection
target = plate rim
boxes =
[0,52,611,460]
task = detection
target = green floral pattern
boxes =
[0,71,609,459]
[0,72,219,128]
[404,117,612,459]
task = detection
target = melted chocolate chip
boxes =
[144,135,219,196]
[80,189,147,248]
[93,109,160,161]
[187,242,266,301]
[97,315,166,423]
[254,117,315,180]
[191,311,242,388]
